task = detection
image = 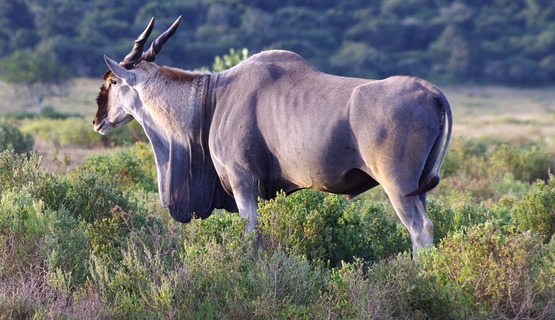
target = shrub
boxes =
[62,170,130,222]
[426,194,516,246]
[0,150,63,203]
[0,189,51,277]
[253,250,329,318]
[258,190,410,267]
[78,142,157,192]
[438,137,551,202]
[512,174,555,243]
[491,143,554,183]
[420,222,552,318]
[0,121,33,153]
[328,255,465,319]
[0,265,107,319]
[87,210,333,319]
[536,237,555,310]
[426,199,455,245]
[441,136,487,177]
[88,212,255,319]
[44,206,90,285]
[0,149,143,223]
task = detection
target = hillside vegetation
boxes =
[1,0,555,86]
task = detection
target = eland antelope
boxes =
[93,16,452,254]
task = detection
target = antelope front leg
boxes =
[232,182,263,255]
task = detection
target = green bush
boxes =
[86,211,332,319]
[0,188,50,277]
[426,194,516,246]
[438,137,551,202]
[0,149,138,285]
[88,213,254,319]
[0,150,71,219]
[0,188,90,285]
[61,170,131,223]
[1,134,554,318]
[0,150,57,198]
[0,121,33,153]
[441,137,489,178]
[258,190,410,267]
[536,237,555,308]
[78,142,157,192]
[426,199,456,245]
[0,149,142,224]
[492,143,554,183]
[420,222,552,318]
[253,250,328,318]
[44,206,90,285]
[512,174,555,243]
[328,255,466,319]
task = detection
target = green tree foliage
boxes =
[2,0,555,85]
[0,0,36,55]
[211,48,249,72]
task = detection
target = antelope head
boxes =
[93,16,182,134]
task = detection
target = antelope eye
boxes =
[110,79,117,85]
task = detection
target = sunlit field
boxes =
[444,85,555,148]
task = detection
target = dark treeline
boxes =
[1,0,555,85]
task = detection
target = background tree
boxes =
[2,0,555,86]
[0,0,37,56]
[211,48,250,72]
[0,50,72,114]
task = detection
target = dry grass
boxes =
[33,141,122,171]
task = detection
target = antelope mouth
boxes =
[94,119,110,135]
[95,116,134,134]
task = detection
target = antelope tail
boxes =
[405,95,452,197]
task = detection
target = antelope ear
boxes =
[104,55,136,86]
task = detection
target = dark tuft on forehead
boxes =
[95,70,111,122]
[96,84,108,106]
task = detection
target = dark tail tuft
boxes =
[404,174,440,197]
